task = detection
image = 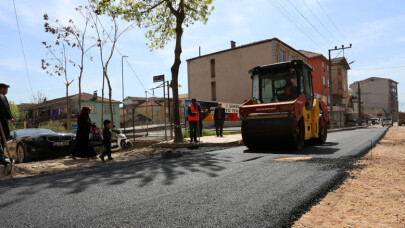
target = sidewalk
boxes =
[293,126,405,227]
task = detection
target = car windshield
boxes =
[14,129,56,138]
[252,68,298,103]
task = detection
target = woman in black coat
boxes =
[71,107,97,159]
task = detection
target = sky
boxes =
[1,0,405,110]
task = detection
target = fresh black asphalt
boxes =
[0,127,388,227]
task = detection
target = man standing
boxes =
[214,103,226,137]
[188,98,201,143]
[0,83,14,165]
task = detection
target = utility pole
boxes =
[167,81,173,139]
[121,55,128,134]
[145,91,149,136]
[328,44,352,129]
[357,82,362,126]
[132,108,135,141]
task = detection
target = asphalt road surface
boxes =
[0,127,387,227]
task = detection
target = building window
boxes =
[327,79,330,87]
[103,104,116,114]
[210,59,215,78]
[323,76,326,86]
[322,62,325,69]
[289,55,293,61]
[156,108,160,114]
[343,85,346,91]
[279,51,285,62]
[211,81,216,101]
[327,65,329,71]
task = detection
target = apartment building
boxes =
[187,38,307,104]
[330,57,351,126]
[299,50,330,106]
[350,77,399,120]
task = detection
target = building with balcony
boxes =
[22,92,121,130]
[330,57,351,126]
[187,38,307,104]
[350,77,399,120]
[299,50,330,106]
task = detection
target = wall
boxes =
[307,57,330,105]
[187,39,307,104]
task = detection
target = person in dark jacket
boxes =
[71,107,97,159]
[214,103,226,137]
[99,119,113,162]
[0,83,14,165]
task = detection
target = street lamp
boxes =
[122,55,128,134]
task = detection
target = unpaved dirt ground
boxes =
[0,147,163,181]
[294,126,405,228]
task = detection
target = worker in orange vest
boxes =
[188,98,201,143]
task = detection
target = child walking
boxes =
[99,119,114,162]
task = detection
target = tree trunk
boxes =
[101,70,105,128]
[171,12,185,143]
[78,65,83,110]
[66,84,72,132]
[105,73,114,124]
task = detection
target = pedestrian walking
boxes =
[71,107,97,159]
[99,119,114,162]
[188,98,201,143]
[214,103,226,137]
[0,83,14,165]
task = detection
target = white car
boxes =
[382,117,393,127]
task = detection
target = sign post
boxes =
[153,74,167,141]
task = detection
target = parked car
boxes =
[382,117,393,127]
[7,128,75,163]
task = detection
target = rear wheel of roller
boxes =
[292,119,305,150]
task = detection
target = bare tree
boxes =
[42,15,74,131]
[88,4,135,125]
[30,91,47,104]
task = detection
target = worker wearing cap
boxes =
[0,83,14,165]
[188,98,201,143]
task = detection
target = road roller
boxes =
[239,60,328,150]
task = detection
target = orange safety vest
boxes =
[188,104,200,121]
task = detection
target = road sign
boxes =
[153,75,165,83]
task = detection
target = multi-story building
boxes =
[299,50,330,106]
[350,77,399,120]
[330,57,351,126]
[22,92,121,130]
[187,38,307,104]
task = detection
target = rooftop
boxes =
[187,37,307,62]
[24,92,121,110]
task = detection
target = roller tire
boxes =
[317,118,328,143]
[292,119,305,150]
[242,120,259,150]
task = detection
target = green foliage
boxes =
[8,102,20,131]
[39,120,67,133]
[92,0,215,50]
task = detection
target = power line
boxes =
[299,0,336,40]
[315,0,357,60]
[352,65,405,70]
[266,0,326,52]
[286,0,332,45]
[12,0,34,95]
[315,0,348,43]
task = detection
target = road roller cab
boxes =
[239,60,328,150]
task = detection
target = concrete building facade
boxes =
[187,38,307,104]
[350,77,399,120]
[330,57,351,126]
